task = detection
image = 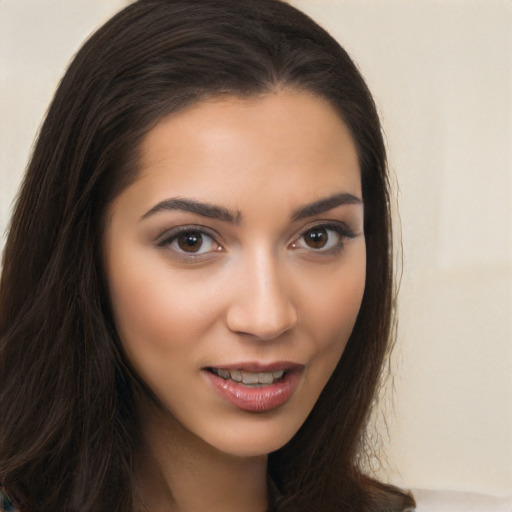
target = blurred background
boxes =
[1,0,510,499]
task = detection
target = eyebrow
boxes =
[140,192,362,224]
[140,198,241,223]
[291,192,362,221]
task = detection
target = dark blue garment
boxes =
[0,488,17,512]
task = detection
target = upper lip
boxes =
[205,361,304,372]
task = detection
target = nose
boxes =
[226,252,298,340]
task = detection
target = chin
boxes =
[195,409,308,459]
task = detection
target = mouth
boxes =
[203,363,303,412]
[207,368,286,387]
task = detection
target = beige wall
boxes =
[1,0,511,497]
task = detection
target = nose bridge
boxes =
[226,246,297,339]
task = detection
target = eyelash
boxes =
[156,225,222,257]
[155,222,356,259]
[290,222,356,254]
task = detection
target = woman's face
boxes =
[103,90,366,457]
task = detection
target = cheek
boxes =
[105,251,209,371]
[303,246,366,369]
[316,249,365,326]
[324,266,365,341]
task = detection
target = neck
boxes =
[134,401,269,512]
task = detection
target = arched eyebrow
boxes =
[291,192,362,221]
[140,198,241,223]
[140,192,362,224]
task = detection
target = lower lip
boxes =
[204,369,302,412]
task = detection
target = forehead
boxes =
[116,90,361,219]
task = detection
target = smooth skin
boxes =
[103,89,366,512]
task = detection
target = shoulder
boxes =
[0,488,18,512]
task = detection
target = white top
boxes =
[411,489,512,512]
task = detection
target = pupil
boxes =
[306,228,327,248]
[178,232,202,252]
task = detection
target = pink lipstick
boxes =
[203,363,303,412]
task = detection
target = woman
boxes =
[0,0,415,510]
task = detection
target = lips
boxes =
[204,363,303,412]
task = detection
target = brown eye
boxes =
[303,227,329,249]
[157,227,222,257]
[177,232,204,252]
[157,228,222,257]
[290,223,350,253]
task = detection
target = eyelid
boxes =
[153,220,357,258]
[155,224,224,255]
[294,220,356,239]
[289,220,357,252]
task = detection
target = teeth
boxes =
[258,372,274,385]
[212,368,286,385]
[230,369,242,382]
[241,372,259,385]
[217,369,230,379]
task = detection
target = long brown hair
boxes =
[0,1,414,510]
